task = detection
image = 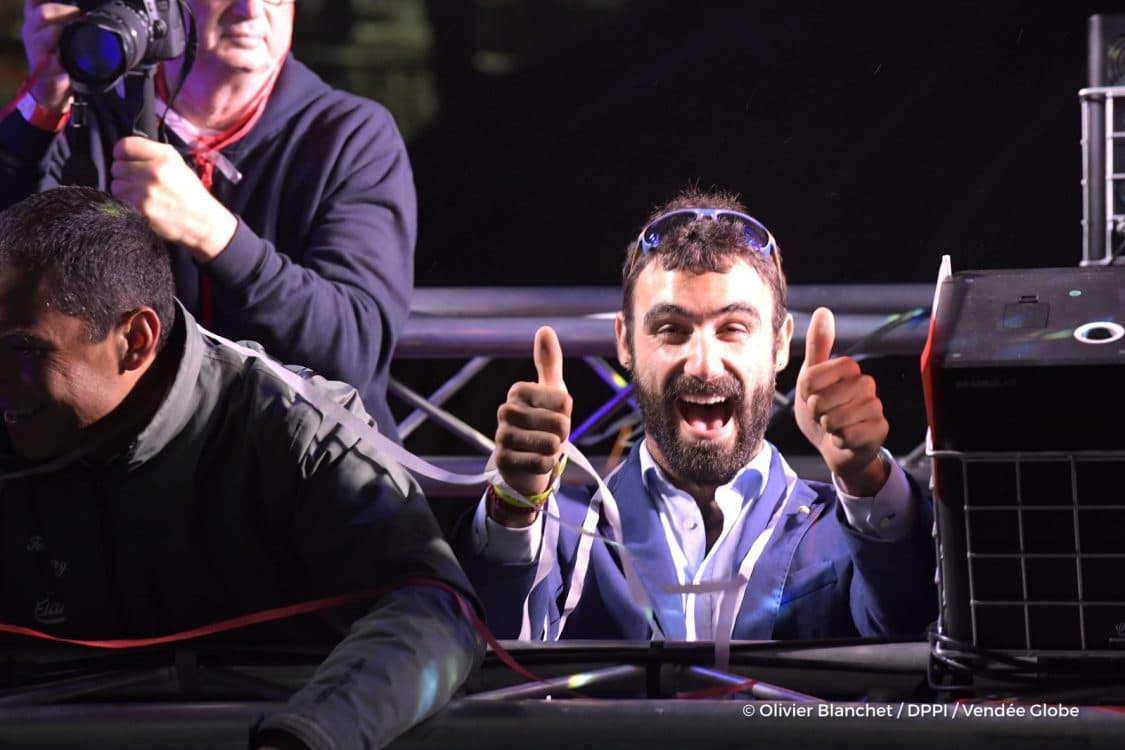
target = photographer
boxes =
[0,0,415,442]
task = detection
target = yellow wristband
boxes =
[488,482,548,511]
[489,456,568,510]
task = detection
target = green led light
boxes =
[1069,290,1082,297]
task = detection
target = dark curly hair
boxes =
[621,186,787,341]
[0,186,176,349]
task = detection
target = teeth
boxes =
[681,396,726,405]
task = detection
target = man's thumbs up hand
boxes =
[494,327,574,503]
[794,308,890,496]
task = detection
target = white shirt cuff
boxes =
[471,493,544,563]
[833,453,917,541]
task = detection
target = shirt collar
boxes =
[638,437,773,508]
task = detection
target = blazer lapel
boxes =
[610,447,689,640]
[732,451,826,639]
[731,456,777,568]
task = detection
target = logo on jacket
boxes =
[34,597,67,626]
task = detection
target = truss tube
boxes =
[397,311,927,359]
[387,378,496,454]
[397,356,493,440]
[463,665,643,702]
[410,285,935,317]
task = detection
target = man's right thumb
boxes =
[533,326,567,391]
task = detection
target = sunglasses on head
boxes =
[635,208,777,260]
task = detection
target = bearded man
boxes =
[453,187,936,641]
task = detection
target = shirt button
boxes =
[684,518,698,530]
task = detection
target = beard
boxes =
[633,367,775,487]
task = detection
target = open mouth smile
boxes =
[674,394,735,440]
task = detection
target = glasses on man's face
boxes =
[636,208,777,261]
[261,0,297,6]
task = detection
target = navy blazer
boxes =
[455,443,937,641]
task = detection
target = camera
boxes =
[58,0,188,94]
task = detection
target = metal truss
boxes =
[389,285,936,493]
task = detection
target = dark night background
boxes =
[411,0,1117,286]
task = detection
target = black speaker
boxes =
[924,267,1125,453]
[922,266,1125,659]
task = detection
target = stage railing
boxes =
[1080,86,1125,266]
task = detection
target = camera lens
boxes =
[64,25,127,83]
[59,2,149,93]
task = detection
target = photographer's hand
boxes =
[21,0,80,111]
[110,136,239,263]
